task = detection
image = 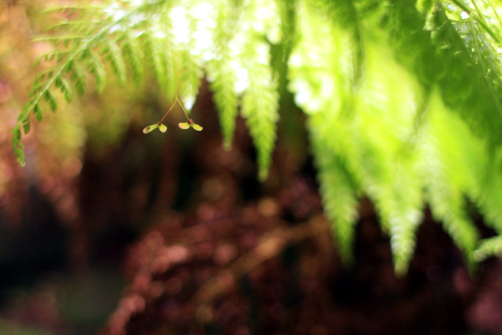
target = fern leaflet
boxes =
[13,0,169,165]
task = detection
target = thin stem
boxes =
[159,99,177,123]
[470,0,489,26]
[176,96,190,121]
[159,94,191,123]
[451,0,471,13]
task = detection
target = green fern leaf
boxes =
[65,59,74,73]
[22,120,31,135]
[163,38,176,100]
[123,28,144,82]
[241,37,279,181]
[49,95,58,112]
[71,62,87,95]
[289,0,366,264]
[11,126,25,166]
[239,0,280,182]
[390,216,422,275]
[423,90,481,266]
[13,0,169,165]
[370,156,423,275]
[322,170,358,266]
[54,75,63,88]
[208,0,242,150]
[143,31,168,91]
[475,154,502,235]
[309,116,359,264]
[107,39,127,85]
[33,103,43,122]
[44,89,57,111]
[61,77,74,103]
[210,65,238,150]
[89,51,106,93]
[79,47,91,60]
[426,173,479,267]
[177,49,202,111]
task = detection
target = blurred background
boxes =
[2,1,502,335]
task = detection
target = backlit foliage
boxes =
[15,0,502,274]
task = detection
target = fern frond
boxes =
[367,147,423,275]
[207,0,242,149]
[14,0,169,165]
[475,152,502,234]
[426,167,479,268]
[41,5,107,16]
[454,8,502,122]
[71,61,87,95]
[162,32,176,101]
[429,194,478,266]
[107,39,127,85]
[321,0,364,88]
[88,51,106,93]
[240,38,279,181]
[239,0,281,181]
[47,20,103,34]
[167,3,206,111]
[134,3,177,99]
[308,114,359,265]
[123,25,144,82]
[241,60,279,181]
[11,126,25,166]
[210,63,239,150]
[55,75,74,103]
[177,49,202,111]
[289,0,365,264]
[423,90,481,266]
[394,0,502,148]
[142,31,168,90]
